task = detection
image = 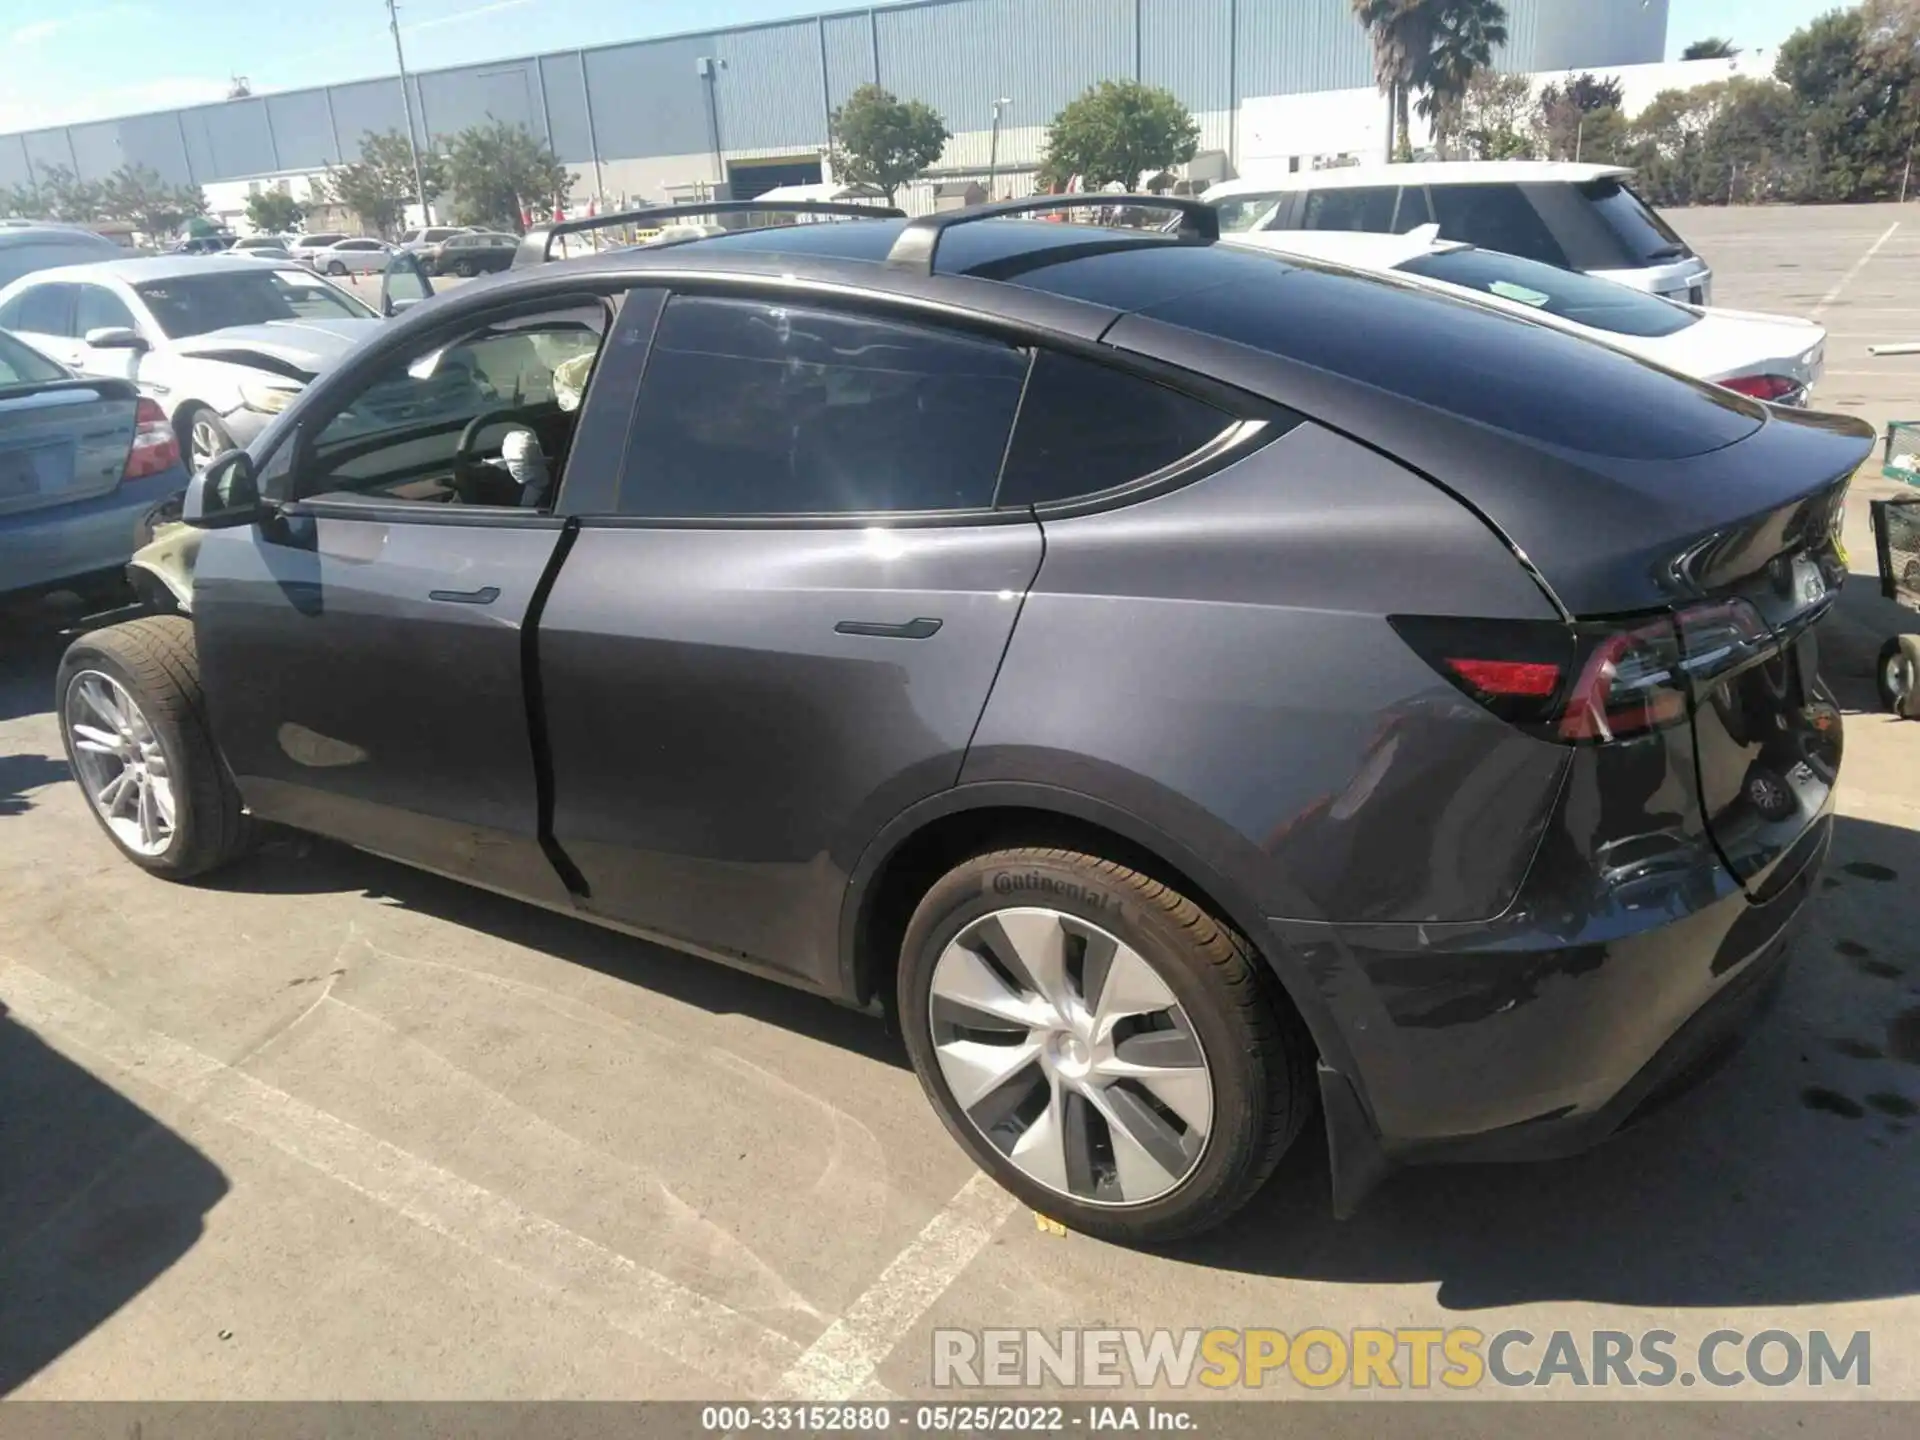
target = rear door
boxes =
[538,290,1043,988]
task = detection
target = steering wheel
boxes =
[451,408,528,504]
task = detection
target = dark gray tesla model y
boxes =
[55,197,1872,1241]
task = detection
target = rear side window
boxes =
[1429,186,1568,268]
[1214,192,1285,234]
[1300,187,1398,234]
[2,283,76,336]
[997,351,1233,507]
[1399,248,1699,337]
[621,296,1028,517]
[1579,179,1689,264]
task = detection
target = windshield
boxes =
[0,329,65,386]
[133,268,376,337]
[1579,179,1689,265]
[1213,193,1285,233]
[1399,247,1700,338]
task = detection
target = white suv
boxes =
[1206,161,1713,304]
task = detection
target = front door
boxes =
[192,294,616,907]
[538,292,1044,988]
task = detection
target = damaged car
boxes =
[0,254,391,473]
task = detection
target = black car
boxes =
[426,231,518,277]
[55,196,1871,1243]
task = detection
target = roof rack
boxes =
[884,193,1218,274]
[512,199,905,268]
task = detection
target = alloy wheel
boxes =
[1886,648,1914,710]
[928,907,1213,1207]
[65,670,176,857]
[190,417,225,472]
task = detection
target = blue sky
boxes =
[0,0,1832,134]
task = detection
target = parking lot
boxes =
[3,203,1919,1408]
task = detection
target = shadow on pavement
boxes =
[1171,809,1920,1311]
[0,999,229,1394]
[0,754,69,819]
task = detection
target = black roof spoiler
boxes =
[511,199,905,268]
[884,193,1218,274]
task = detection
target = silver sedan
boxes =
[311,237,396,276]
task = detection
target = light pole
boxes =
[987,97,1011,200]
[385,0,431,225]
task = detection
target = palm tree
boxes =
[1352,0,1434,161]
[1418,1,1511,159]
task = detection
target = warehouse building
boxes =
[0,0,1671,225]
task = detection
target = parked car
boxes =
[311,237,396,276]
[1206,161,1714,304]
[0,224,123,287]
[0,255,385,472]
[1223,227,1824,403]
[171,234,237,255]
[287,231,351,266]
[57,198,1869,1244]
[425,231,518,276]
[232,244,294,263]
[0,327,187,599]
[231,234,293,255]
[399,225,475,253]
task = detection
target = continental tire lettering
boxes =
[990,872,1112,909]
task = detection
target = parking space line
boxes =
[773,1170,1017,1401]
[1812,222,1902,319]
[1,964,808,1393]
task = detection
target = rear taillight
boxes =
[1393,598,1778,746]
[123,398,180,481]
[1720,374,1802,403]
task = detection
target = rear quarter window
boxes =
[1140,261,1761,461]
[1429,185,1569,268]
[1299,187,1398,234]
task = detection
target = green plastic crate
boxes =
[1888,421,1920,487]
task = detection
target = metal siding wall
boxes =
[329,78,414,154]
[22,129,76,178]
[876,0,1134,137]
[1525,0,1668,70]
[0,136,31,190]
[120,114,195,184]
[1141,0,1232,114]
[822,13,876,112]
[266,91,340,170]
[1236,0,1372,99]
[416,62,545,145]
[66,122,125,183]
[539,56,594,164]
[1494,0,1542,73]
[582,36,717,163]
[179,100,278,182]
[714,22,830,151]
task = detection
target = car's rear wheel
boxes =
[1878,634,1920,717]
[454,258,477,277]
[898,847,1314,1244]
[56,618,253,879]
[326,260,348,276]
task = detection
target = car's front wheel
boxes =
[327,260,348,276]
[56,618,253,879]
[898,847,1315,1243]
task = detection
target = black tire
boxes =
[897,847,1315,1244]
[454,258,477,277]
[177,405,235,476]
[55,617,253,880]
[326,260,348,276]
[1877,634,1920,718]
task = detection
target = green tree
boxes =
[1682,37,1742,60]
[1037,80,1199,191]
[1352,0,1433,160]
[1535,73,1628,160]
[1775,1,1920,201]
[442,120,573,233]
[315,129,443,238]
[1458,70,1535,158]
[827,84,950,204]
[245,188,306,235]
[98,164,207,242]
[6,163,105,223]
[1417,0,1511,157]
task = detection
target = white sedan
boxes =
[1223,227,1825,405]
[310,237,398,276]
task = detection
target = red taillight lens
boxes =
[1720,373,1801,402]
[1556,616,1685,742]
[123,398,180,481]
[1444,657,1562,698]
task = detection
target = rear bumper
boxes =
[1290,810,1829,1213]
[0,465,187,597]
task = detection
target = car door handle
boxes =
[835,617,942,640]
[428,585,500,605]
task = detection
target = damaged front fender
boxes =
[127,521,201,615]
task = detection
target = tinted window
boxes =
[5,283,75,336]
[1300,187,1398,234]
[998,351,1233,507]
[1399,248,1699,338]
[1429,186,1568,268]
[75,284,138,335]
[1394,187,1434,232]
[1579,179,1688,264]
[622,296,1027,517]
[0,330,64,385]
[1214,192,1285,233]
[1139,262,1762,461]
[0,237,119,286]
[135,268,373,336]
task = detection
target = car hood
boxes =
[169,318,384,380]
